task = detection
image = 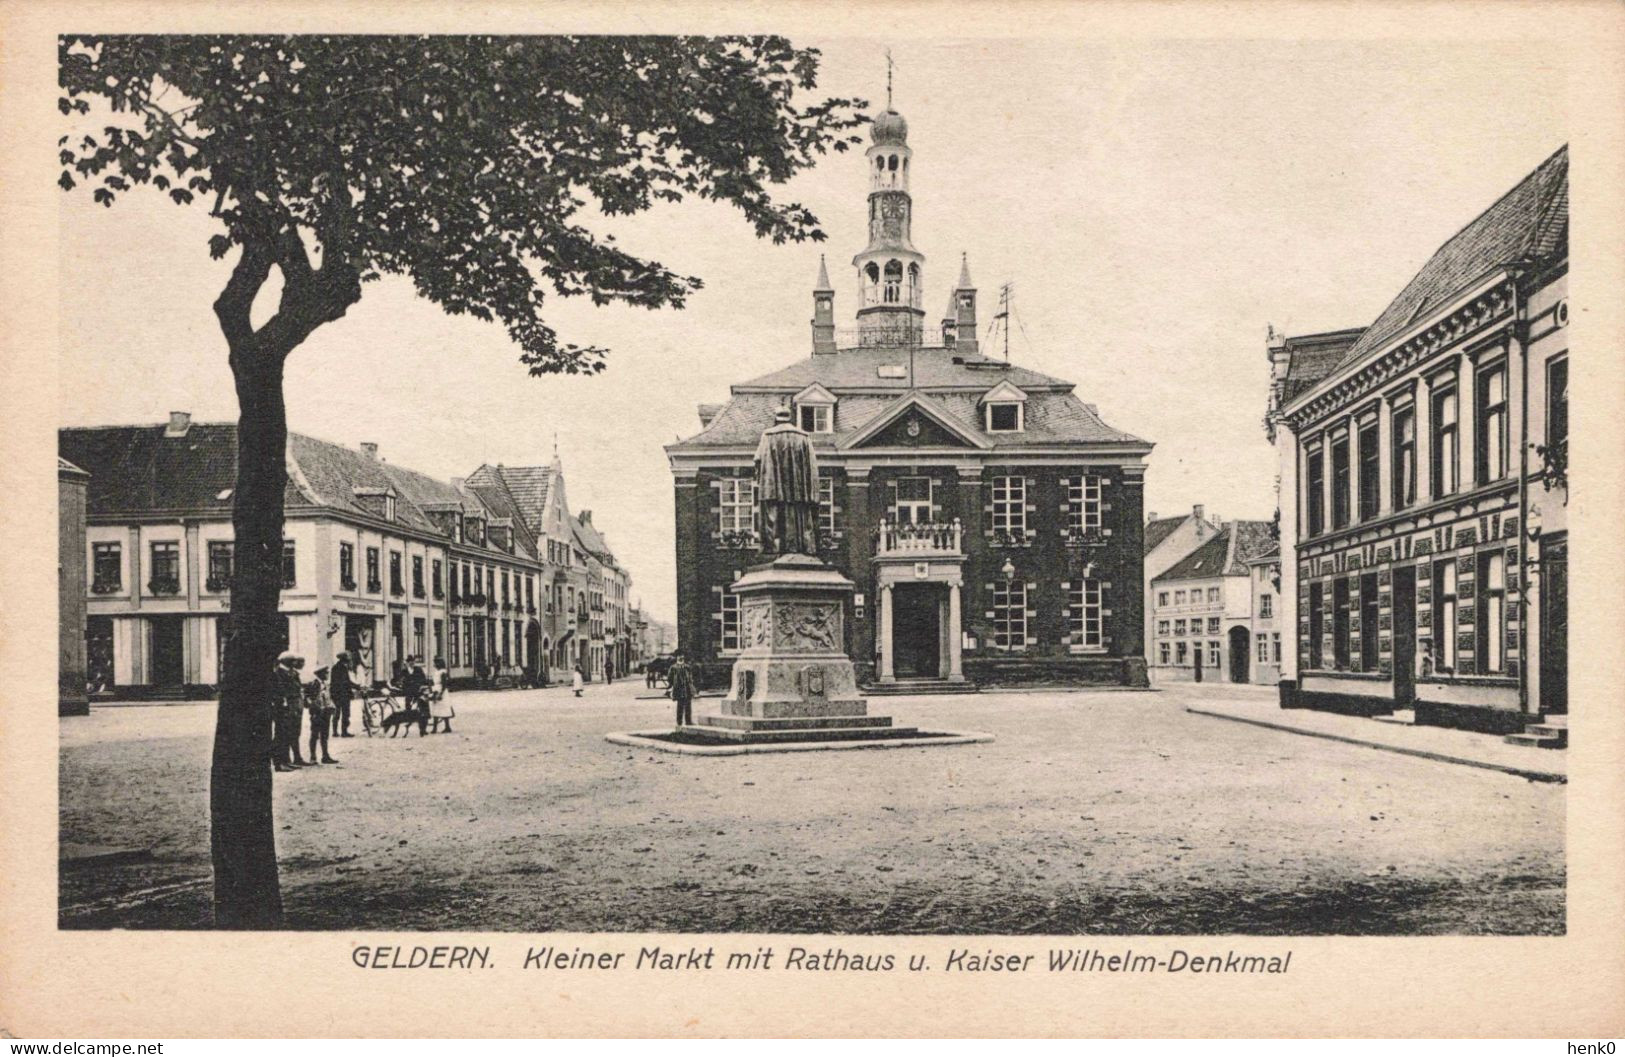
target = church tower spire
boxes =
[811,254,836,356]
[852,92,924,346]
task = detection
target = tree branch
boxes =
[213,241,275,351]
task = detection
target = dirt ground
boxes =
[58,681,1564,934]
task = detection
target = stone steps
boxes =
[684,722,922,744]
[1505,713,1567,749]
[862,679,978,696]
[700,713,893,731]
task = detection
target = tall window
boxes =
[1476,362,1508,483]
[1358,419,1380,521]
[1333,578,1351,669]
[449,619,460,668]
[91,541,121,592]
[1207,588,1220,603]
[1392,404,1417,510]
[1433,559,1458,673]
[1067,475,1102,534]
[366,547,381,592]
[893,477,932,525]
[501,570,511,607]
[207,541,234,591]
[1307,583,1324,669]
[1432,385,1459,496]
[1259,594,1273,619]
[818,476,837,538]
[1068,579,1102,649]
[1174,618,1186,636]
[717,478,754,535]
[1159,642,1170,664]
[526,577,535,612]
[1206,616,1220,635]
[412,555,425,598]
[461,563,472,599]
[1176,641,1188,665]
[149,541,180,594]
[1331,433,1351,529]
[991,476,1026,536]
[1306,448,1325,536]
[389,551,404,595]
[1360,572,1379,672]
[281,541,296,588]
[339,542,356,589]
[433,620,444,664]
[1477,551,1506,674]
[1207,640,1221,669]
[1272,632,1281,663]
[1547,357,1568,458]
[413,617,426,659]
[992,580,1027,651]
[717,590,740,652]
[1257,634,1269,663]
[432,559,444,599]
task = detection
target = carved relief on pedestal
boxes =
[773,601,840,651]
[742,601,773,649]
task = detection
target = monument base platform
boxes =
[604,726,994,756]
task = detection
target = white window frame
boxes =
[1207,640,1221,668]
[799,403,833,434]
[991,476,1026,535]
[1068,579,1103,651]
[1257,634,1269,663]
[717,589,741,653]
[991,580,1027,652]
[818,476,837,537]
[1067,475,1103,534]
[986,402,1024,433]
[1159,641,1170,665]
[1259,594,1273,618]
[1207,616,1220,636]
[717,477,755,535]
[893,476,933,525]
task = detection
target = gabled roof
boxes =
[570,514,615,566]
[1143,516,1188,555]
[1153,521,1276,582]
[1329,144,1568,377]
[980,379,1028,404]
[837,390,992,450]
[793,382,837,405]
[1278,328,1366,404]
[466,463,557,539]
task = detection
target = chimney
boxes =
[164,411,192,438]
[360,442,379,460]
[579,510,592,525]
[1147,511,1158,523]
[1192,504,1204,522]
[450,477,466,492]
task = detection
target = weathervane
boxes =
[886,48,893,109]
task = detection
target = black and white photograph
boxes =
[5,0,1624,1042]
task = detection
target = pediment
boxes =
[839,392,990,450]
[981,379,1028,404]
[794,382,837,405]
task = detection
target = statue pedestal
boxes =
[696,554,916,743]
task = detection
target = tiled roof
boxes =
[1152,520,1276,582]
[60,424,302,514]
[60,423,538,562]
[1153,532,1230,583]
[674,389,1145,450]
[735,346,1074,392]
[467,463,555,536]
[1280,329,1365,404]
[1331,144,1568,375]
[1143,516,1187,555]
[571,514,615,565]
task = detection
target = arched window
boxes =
[864,261,880,285]
[876,156,885,171]
[883,259,903,303]
[887,154,898,172]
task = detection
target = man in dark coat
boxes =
[272,652,307,772]
[754,405,821,556]
[668,651,697,729]
[400,655,431,736]
[330,651,356,737]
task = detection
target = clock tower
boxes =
[852,106,925,345]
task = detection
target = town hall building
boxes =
[666,105,1154,690]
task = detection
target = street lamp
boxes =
[1001,558,1016,583]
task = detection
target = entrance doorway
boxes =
[526,622,543,685]
[150,616,184,688]
[1540,534,1567,715]
[1392,566,1416,707]
[86,616,114,692]
[345,615,376,685]
[892,584,941,678]
[1227,625,1250,683]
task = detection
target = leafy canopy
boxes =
[60,35,867,372]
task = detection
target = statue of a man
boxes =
[754,405,821,556]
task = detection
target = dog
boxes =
[379,701,428,737]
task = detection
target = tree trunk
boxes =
[210,349,289,929]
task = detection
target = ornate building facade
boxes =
[667,106,1154,690]
[1267,145,1568,736]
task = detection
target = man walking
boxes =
[604,656,614,685]
[668,651,696,730]
[330,650,356,737]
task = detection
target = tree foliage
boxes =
[59,34,867,372]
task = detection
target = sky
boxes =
[57,38,1566,624]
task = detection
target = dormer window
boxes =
[981,380,1028,433]
[793,383,836,434]
[987,402,1022,432]
[384,495,395,522]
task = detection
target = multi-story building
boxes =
[1142,504,1218,678]
[60,419,632,697]
[1148,520,1276,683]
[59,457,90,715]
[1246,546,1283,686]
[666,104,1154,690]
[1267,145,1568,735]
